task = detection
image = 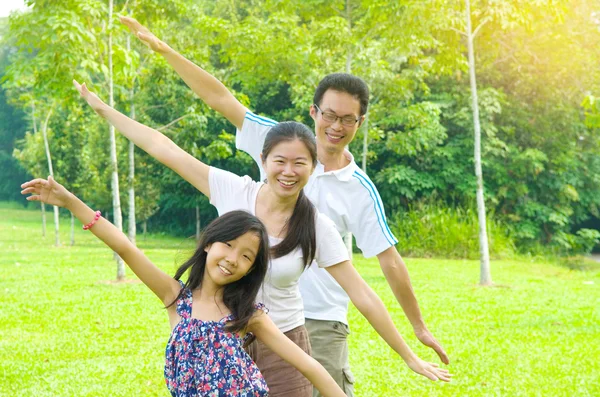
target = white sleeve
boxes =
[349,171,398,258]
[235,111,278,182]
[314,213,350,268]
[208,167,258,215]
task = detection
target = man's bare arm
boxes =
[377,246,450,364]
[120,16,247,129]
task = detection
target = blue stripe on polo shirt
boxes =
[352,170,398,246]
[245,111,278,127]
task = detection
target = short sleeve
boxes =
[254,302,269,314]
[349,171,398,258]
[236,111,278,182]
[208,167,260,215]
[314,213,350,268]
[243,303,270,345]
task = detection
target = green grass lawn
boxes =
[1,203,599,396]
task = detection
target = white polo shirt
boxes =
[208,166,349,332]
[236,111,398,325]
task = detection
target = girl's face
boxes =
[262,139,315,198]
[204,231,261,286]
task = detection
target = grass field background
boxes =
[1,203,599,396]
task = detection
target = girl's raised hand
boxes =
[407,357,453,382]
[120,16,171,54]
[73,80,106,113]
[21,177,74,209]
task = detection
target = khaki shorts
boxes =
[246,324,313,397]
[305,319,354,397]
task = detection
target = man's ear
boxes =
[357,114,366,128]
[309,104,318,121]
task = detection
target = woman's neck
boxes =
[255,184,299,237]
[258,184,298,215]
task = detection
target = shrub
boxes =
[390,202,516,259]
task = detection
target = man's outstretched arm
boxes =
[376,246,450,365]
[120,16,247,129]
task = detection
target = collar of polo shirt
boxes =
[315,149,356,182]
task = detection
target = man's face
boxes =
[310,89,363,154]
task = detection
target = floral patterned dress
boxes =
[164,283,270,396]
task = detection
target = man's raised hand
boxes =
[73,80,107,113]
[120,16,171,54]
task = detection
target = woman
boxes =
[74,80,451,396]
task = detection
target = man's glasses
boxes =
[314,104,361,127]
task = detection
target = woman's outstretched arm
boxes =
[21,177,181,305]
[73,80,211,198]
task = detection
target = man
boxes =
[121,16,449,396]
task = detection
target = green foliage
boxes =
[582,94,600,130]
[0,75,30,201]
[1,0,599,255]
[391,201,516,259]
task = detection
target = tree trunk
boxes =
[126,34,136,245]
[196,205,201,242]
[143,220,147,240]
[108,0,125,280]
[127,146,136,246]
[41,105,60,247]
[70,212,75,246]
[31,101,46,238]
[465,0,492,286]
[343,0,353,259]
[345,0,352,74]
[41,202,46,237]
[361,114,369,172]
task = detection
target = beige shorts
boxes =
[305,319,355,397]
[246,324,313,397]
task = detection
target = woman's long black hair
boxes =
[168,210,270,333]
[261,121,318,268]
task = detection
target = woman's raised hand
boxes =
[120,16,171,54]
[406,357,453,382]
[21,177,75,209]
[73,80,107,113]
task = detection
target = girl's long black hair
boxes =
[261,121,318,268]
[169,210,270,333]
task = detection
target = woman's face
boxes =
[262,139,315,199]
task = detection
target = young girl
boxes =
[20,176,347,397]
[73,80,452,396]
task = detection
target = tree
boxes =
[4,0,599,259]
[106,0,126,280]
[464,0,492,285]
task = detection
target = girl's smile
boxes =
[204,232,261,286]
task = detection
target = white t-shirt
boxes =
[208,166,349,332]
[236,111,399,325]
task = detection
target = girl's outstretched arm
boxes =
[326,261,452,382]
[248,312,346,397]
[21,177,181,305]
[120,16,247,130]
[73,80,211,199]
